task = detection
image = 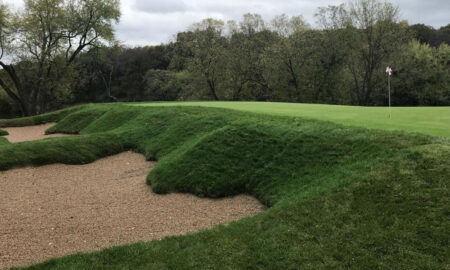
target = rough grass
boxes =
[0,103,448,269]
[0,135,8,147]
[0,128,9,145]
[0,128,8,136]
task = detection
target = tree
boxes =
[90,44,122,102]
[144,69,180,101]
[235,14,278,101]
[266,16,310,101]
[271,14,309,37]
[240,13,266,36]
[391,40,450,106]
[317,0,408,105]
[410,24,450,48]
[188,18,226,100]
[0,0,120,115]
[0,1,27,114]
[296,30,347,103]
[223,29,252,100]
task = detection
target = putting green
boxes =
[133,102,450,138]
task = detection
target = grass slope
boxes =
[134,101,450,138]
[0,128,8,145]
[0,134,8,147]
[0,104,448,269]
[0,128,8,136]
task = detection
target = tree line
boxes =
[1,0,449,117]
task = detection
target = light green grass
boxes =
[133,102,450,138]
[0,104,448,269]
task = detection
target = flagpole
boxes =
[386,65,392,119]
[388,73,391,119]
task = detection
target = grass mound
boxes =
[0,128,9,145]
[0,128,8,136]
[1,103,448,269]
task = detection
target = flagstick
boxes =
[388,73,391,119]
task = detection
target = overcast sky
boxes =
[4,0,450,46]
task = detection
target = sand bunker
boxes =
[3,123,67,143]
[0,152,265,269]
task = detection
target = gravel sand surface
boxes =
[3,123,67,143]
[0,151,264,269]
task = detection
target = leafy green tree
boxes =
[267,15,310,101]
[85,44,123,102]
[410,24,450,48]
[169,31,196,72]
[144,69,180,101]
[0,1,26,114]
[392,40,450,105]
[317,0,409,105]
[236,14,278,101]
[74,44,173,103]
[222,28,250,100]
[223,17,272,101]
[300,30,348,103]
[113,46,169,100]
[187,18,227,100]
[0,0,120,115]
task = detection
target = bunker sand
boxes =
[0,152,264,268]
[3,123,67,143]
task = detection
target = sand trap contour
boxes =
[3,123,67,143]
[0,151,264,269]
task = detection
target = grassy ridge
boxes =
[0,128,9,145]
[0,133,8,146]
[0,128,8,136]
[0,104,448,269]
[134,102,450,138]
[0,105,82,128]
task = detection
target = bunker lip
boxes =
[3,123,68,143]
[0,151,265,269]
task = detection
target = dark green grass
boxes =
[0,134,8,147]
[0,104,448,269]
[0,105,82,128]
[0,128,9,145]
[0,128,8,136]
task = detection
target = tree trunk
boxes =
[0,62,29,116]
[287,59,301,101]
[100,69,118,102]
[232,85,243,101]
[0,77,28,116]
[207,79,219,100]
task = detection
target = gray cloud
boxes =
[120,0,449,46]
[3,0,450,46]
[393,0,450,26]
[134,0,188,13]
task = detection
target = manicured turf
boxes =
[0,104,448,269]
[134,101,450,138]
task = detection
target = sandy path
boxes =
[3,123,67,143]
[0,151,264,269]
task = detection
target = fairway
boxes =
[134,102,450,138]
